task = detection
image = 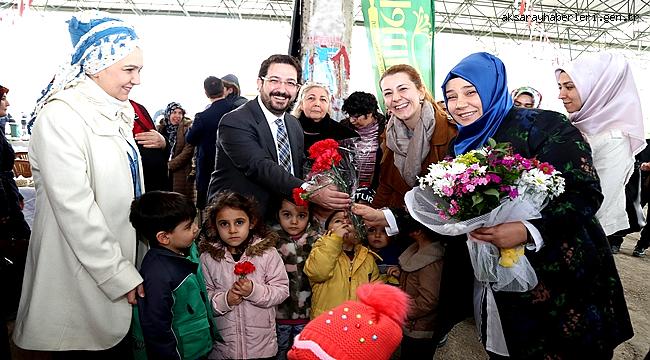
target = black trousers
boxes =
[400,335,436,360]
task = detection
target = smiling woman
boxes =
[291,82,358,153]
[12,11,146,356]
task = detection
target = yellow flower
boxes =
[499,246,525,267]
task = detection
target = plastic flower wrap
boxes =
[292,138,366,238]
[405,139,565,292]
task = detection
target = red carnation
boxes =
[292,187,309,206]
[234,261,256,279]
[308,139,340,160]
[311,148,343,173]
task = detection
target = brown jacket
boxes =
[398,241,444,339]
[158,119,195,200]
[371,108,457,209]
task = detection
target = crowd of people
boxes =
[1,10,646,360]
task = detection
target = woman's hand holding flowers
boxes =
[470,222,527,248]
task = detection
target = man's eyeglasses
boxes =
[260,77,300,90]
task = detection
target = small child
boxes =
[199,191,289,359]
[396,221,445,360]
[366,226,401,286]
[274,199,320,360]
[304,210,380,318]
[128,191,217,360]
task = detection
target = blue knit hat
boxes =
[33,11,139,116]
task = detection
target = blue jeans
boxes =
[276,323,306,360]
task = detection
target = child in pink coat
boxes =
[199,191,289,359]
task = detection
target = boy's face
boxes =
[367,226,389,250]
[328,211,358,245]
[278,200,310,237]
[163,219,198,254]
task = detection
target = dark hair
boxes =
[199,191,274,260]
[0,85,8,97]
[257,54,302,84]
[324,210,346,230]
[342,91,386,125]
[129,191,197,245]
[204,76,225,98]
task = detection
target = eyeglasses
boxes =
[260,76,300,90]
[348,114,369,121]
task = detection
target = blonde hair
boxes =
[291,82,332,118]
[380,64,435,104]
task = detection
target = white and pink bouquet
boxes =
[405,139,565,292]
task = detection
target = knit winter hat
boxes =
[33,11,139,116]
[221,74,240,90]
[164,101,185,120]
[287,283,410,360]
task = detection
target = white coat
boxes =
[13,78,144,350]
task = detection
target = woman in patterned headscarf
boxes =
[157,102,195,200]
[511,86,542,108]
[14,11,145,356]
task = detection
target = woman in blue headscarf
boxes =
[441,52,632,359]
[14,11,145,356]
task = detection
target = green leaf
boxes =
[472,194,483,206]
[484,188,500,197]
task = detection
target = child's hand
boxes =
[226,289,243,306]
[331,222,352,239]
[231,278,253,297]
[387,266,401,279]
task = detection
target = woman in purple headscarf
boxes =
[556,53,645,247]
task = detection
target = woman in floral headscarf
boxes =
[14,11,145,355]
[157,102,195,200]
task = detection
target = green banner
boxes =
[361,0,434,108]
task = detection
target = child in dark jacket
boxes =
[129,191,217,360]
[274,199,321,359]
[395,221,444,360]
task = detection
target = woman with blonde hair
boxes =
[291,82,357,153]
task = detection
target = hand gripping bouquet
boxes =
[405,139,565,292]
[292,138,367,237]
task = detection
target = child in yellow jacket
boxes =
[304,210,380,318]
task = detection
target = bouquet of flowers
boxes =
[292,138,366,237]
[405,139,565,292]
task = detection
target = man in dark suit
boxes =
[186,76,231,209]
[207,54,350,220]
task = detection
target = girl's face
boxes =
[215,207,254,249]
[367,226,390,250]
[90,47,143,101]
[278,199,309,237]
[445,77,483,126]
[169,108,184,125]
[380,72,425,124]
[557,71,582,113]
[301,87,330,122]
[0,94,9,117]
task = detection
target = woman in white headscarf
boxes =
[556,53,645,244]
[13,12,145,356]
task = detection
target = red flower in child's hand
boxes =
[292,187,309,206]
[308,139,340,160]
[234,261,256,279]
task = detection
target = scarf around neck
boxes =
[385,100,436,187]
